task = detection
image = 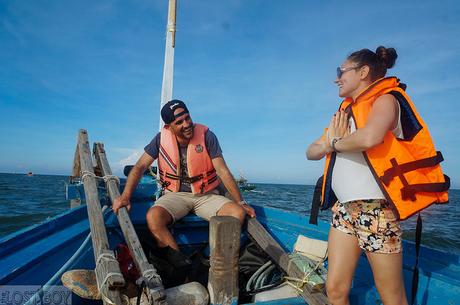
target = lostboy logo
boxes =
[0,285,72,305]
[195,144,203,153]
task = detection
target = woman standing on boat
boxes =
[306,46,448,305]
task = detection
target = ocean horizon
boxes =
[1,172,459,256]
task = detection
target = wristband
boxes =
[239,200,249,206]
[331,137,341,153]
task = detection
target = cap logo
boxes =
[169,102,179,109]
[195,144,203,153]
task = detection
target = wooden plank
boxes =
[70,137,82,208]
[72,140,81,178]
[77,129,124,305]
[208,216,240,305]
[93,142,167,305]
[247,217,329,305]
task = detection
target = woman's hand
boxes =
[306,132,333,160]
[327,110,349,145]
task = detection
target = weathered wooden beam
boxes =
[93,142,167,305]
[247,217,329,305]
[208,216,240,305]
[77,129,124,305]
[72,139,81,178]
[70,138,82,208]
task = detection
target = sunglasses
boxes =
[336,65,361,78]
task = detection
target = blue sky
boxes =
[0,0,459,187]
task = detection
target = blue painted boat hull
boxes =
[1,182,459,304]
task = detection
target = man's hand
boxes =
[240,201,256,218]
[243,205,256,218]
[112,195,131,214]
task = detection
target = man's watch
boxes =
[239,200,249,206]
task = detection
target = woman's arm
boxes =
[306,108,349,160]
[306,135,332,160]
[333,94,398,153]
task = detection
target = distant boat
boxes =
[236,175,256,191]
[27,172,33,176]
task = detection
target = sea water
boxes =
[0,173,459,255]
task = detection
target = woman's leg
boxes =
[366,252,408,305]
[326,227,362,305]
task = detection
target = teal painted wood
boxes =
[1,181,460,304]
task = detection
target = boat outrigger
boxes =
[1,1,460,305]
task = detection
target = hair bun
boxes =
[376,46,398,69]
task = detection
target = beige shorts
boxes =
[153,191,232,222]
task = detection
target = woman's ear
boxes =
[360,65,370,80]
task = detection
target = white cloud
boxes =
[112,148,144,174]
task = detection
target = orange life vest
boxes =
[321,77,449,220]
[158,123,220,194]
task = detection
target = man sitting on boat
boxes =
[113,99,255,262]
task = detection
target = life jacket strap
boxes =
[379,151,447,201]
[187,168,217,184]
[401,174,450,201]
[159,177,171,189]
[322,152,338,210]
[159,169,180,180]
[309,175,324,225]
[380,151,444,186]
[198,169,218,194]
[159,168,217,191]
[411,213,423,305]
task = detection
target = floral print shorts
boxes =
[331,199,402,253]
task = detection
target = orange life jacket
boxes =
[321,77,449,220]
[158,123,220,194]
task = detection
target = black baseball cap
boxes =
[161,99,189,124]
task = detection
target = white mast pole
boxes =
[156,0,177,184]
[159,0,177,130]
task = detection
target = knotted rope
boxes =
[95,252,122,305]
[80,171,120,185]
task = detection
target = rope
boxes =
[25,207,114,305]
[95,252,122,305]
[23,207,103,305]
[80,171,120,185]
[100,284,117,305]
[96,252,117,267]
[81,170,96,181]
[283,255,326,292]
[102,174,120,185]
[142,268,163,284]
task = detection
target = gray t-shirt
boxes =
[144,129,223,192]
